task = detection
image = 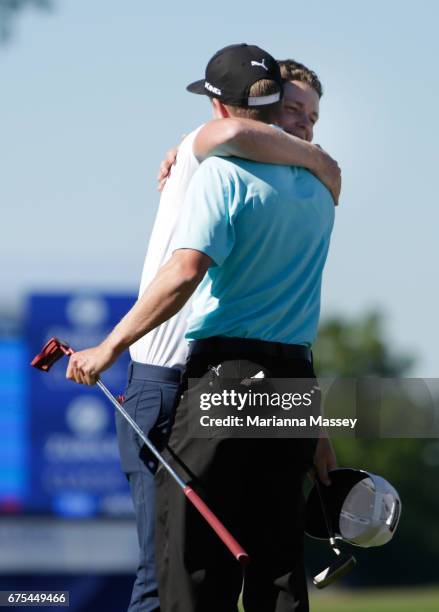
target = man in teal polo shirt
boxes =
[153,46,334,612]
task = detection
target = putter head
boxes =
[31,337,72,371]
[313,553,357,589]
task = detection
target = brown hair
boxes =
[225,79,282,123]
[277,59,323,98]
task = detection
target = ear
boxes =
[211,98,230,118]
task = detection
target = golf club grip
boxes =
[184,486,249,565]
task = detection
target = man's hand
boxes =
[313,146,342,205]
[157,143,182,191]
[66,343,117,386]
[311,436,338,486]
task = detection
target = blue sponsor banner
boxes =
[26,293,137,517]
[0,340,26,513]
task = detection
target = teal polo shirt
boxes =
[174,156,335,346]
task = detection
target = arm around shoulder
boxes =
[193,118,341,204]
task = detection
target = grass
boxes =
[238,587,439,612]
[309,587,439,612]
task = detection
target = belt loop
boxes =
[127,361,134,383]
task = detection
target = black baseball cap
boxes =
[187,43,283,108]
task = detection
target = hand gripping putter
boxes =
[31,337,249,566]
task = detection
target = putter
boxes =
[31,337,249,566]
[312,479,356,588]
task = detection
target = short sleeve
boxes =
[173,159,235,266]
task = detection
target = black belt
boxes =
[189,337,312,362]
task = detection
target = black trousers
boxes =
[155,346,318,612]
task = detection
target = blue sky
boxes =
[1,0,438,375]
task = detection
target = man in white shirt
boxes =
[67,49,340,612]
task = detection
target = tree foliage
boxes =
[314,311,414,377]
[0,0,52,43]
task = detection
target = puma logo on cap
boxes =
[251,59,268,71]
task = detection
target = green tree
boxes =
[0,0,52,43]
[314,311,413,377]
